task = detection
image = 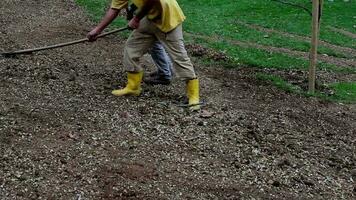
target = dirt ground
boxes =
[0,0,355,199]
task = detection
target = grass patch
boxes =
[256,73,356,103]
[180,0,356,49]
[187,37,356,74]
[256,73,302,93]
[327,82,356,103]
[76,0,127,30]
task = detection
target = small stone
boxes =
[120,112,131,118]
[272,180,281,187]
[197,121,207,126]
[68,74,76,81]
[303,180,314,187]
[277,158,291,167]
[68,133,78,140]
[351,169,356,179]
[268,180,280,187]
[200,110,214,118]
[221,107,228,112]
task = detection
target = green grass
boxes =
[75,0,355,102]
[257,74,356,103]
[76,0,127,28]
[180,0,355,49]
[188,35,356,74]
[256,73,302,93]
[328,82,356,103]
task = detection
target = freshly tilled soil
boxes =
[1,0,355,199]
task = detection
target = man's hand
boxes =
[87,28,102,42]
[128,16,140,29]
[87,8,120,42]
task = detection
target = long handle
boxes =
[1,27,129,56]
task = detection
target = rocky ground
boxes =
[0,0,355,199]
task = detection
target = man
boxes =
[126,3,173,85]
[87,0,200,111]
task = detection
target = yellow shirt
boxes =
[111,0,128,10]
[111,0,186,32]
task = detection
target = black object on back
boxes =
[126,4,138,20]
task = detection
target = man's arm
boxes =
[136,0,158,19]
[87,8,120,41]
[128,0,159,29]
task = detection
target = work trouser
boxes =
[123,17,197,80]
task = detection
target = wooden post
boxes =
[308,0,321,93]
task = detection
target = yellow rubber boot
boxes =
[112,71,143,96]
[187,79,200,111]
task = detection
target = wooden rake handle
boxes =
[1,27,129,56]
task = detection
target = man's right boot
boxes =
[112,71,143,96]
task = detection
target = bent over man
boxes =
[87,0,200,111]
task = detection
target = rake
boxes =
[1,27,129,57]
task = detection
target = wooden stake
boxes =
[308,0,321,93]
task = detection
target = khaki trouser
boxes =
[123,17,197,80]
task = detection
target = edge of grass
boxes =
[256,72,356,103]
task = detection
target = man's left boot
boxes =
[186,79,200,111]
[112,71,143,96]
[143,71,171,85]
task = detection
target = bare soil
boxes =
[1,0,355,199]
